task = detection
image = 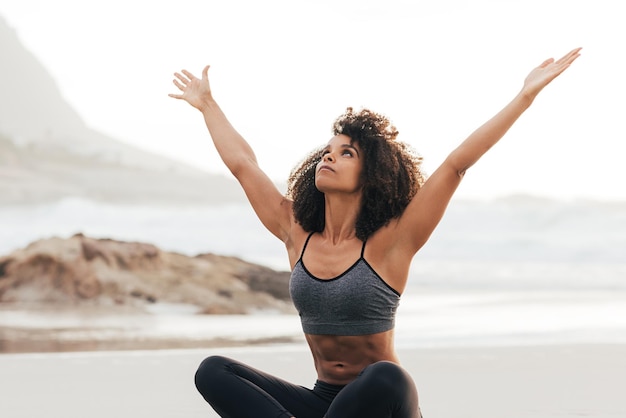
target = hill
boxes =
[0,15,245,205]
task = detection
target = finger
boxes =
[556,47,582,64]
[545,48,581,73]
[172,79,185,91]
[173,72,191,86]
[202,65,210,80]
[565,48,582,64]
[554,52,580,71]
[168,93,183,99]
[539,58,554,68]
[551,54,579,77]
[181,69,196,80]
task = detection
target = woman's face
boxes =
[315,134,363,194]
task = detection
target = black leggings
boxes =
[195,355,420,418]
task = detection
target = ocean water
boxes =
[1,196,625,348]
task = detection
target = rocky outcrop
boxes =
[0,234,294,314]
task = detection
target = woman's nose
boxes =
[323,152,334,162]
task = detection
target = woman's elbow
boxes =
[444,156,471,178]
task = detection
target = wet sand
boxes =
[0,343,624,418]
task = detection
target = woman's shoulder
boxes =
[363,221,414,293]
[366,218,406,253]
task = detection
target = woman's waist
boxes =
[306,331,398,384]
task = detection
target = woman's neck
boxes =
[322,193,361,244]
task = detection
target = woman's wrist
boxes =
[515,88,536,110]
[197,95,217,113]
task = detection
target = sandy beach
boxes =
[1,342,624,418]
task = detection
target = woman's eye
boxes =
[342,150,353,157]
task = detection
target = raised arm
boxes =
[397,47,582,253]
[169,65,292,242]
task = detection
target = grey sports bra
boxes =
[289,233,401,336]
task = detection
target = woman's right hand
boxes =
[168,65,213,111]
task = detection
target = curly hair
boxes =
[287,107,426,240]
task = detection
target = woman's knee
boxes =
[360,361,416,395]
[327,362,418,417]
[194,355,232,395]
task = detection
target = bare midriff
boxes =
[305,329,399,385]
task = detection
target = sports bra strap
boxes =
[300,232,368,260]
[299,232,315,260]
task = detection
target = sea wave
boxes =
[1,196,625,290]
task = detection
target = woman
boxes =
[169,47,581,418]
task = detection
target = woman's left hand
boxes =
[522,47,582,98]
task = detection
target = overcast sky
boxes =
[2,0,624,201]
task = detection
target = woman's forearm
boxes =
[446,47,581,176]
[199,97,258,178]
[447,90,534,175]
[169,65,259,178]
